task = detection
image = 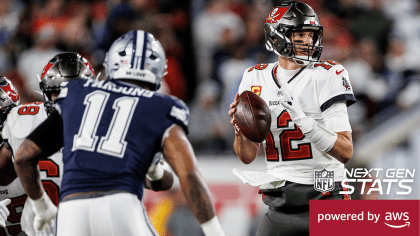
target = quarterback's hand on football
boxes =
[228,93,239,126]
[279,81,312,133]
[146,152,165,181]
[0,198,11,227]
[31,192,57,231]
[229,93,243,134]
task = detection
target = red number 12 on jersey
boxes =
[266,111,313,161]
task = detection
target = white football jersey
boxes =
[2,102,63,236]
[237,61,356,185]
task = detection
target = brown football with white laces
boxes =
[234,91,271,143]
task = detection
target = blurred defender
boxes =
[228,1,356,235]
[14,30,225,236]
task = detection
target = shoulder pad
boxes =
[7,102,47,138]
[243,63,277,78]
[247,64,269,72]
[246,63,279,73]
[14,102,44,115]
[310,60,343,71]
[168,95,188,110]
[166,95,189,128]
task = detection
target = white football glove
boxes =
[30,192,57,231]
[279,80,313,134]
[22,197,55,236]
[146,152,165,181]
[35,219,55,236]
[279,79,337,152]
[0,198,11,227]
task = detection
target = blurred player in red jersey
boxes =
[228,1,356,235]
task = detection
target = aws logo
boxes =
[383,212,410,228]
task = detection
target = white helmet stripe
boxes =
[130,30,137,69]
[140,31,148,70]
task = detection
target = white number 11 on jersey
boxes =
[72,90,138,158]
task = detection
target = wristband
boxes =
[201,216,225,236]
[303,118,337,152]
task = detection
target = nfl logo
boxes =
[277,90,283,97]
[314,168,334,193]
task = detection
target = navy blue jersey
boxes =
[54,79,189,201]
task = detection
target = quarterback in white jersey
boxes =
[237,60,355,184]
[229,1,355,235]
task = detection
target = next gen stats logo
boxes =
[339,168,415,196]
[313,168,416,196]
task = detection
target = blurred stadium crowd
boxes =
[1,0,419,154]
[1,0,419,235]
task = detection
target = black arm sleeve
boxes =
[27,110,64,158]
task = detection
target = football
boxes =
[234,91,271,143]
